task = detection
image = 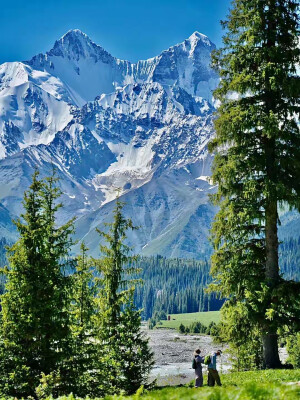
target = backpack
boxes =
[204,355,211,365]
[192,357,197,369]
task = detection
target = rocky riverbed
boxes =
[145,328,230,386]
[144,328,289,386]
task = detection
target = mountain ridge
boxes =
[25,29,218,106]
[0,30,298,258]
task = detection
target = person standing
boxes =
[192,349,204,388]
[207,350,222,387]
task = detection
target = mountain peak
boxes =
[47,29,113,62]
[189,31,205,39]
[61,29,88,39]
[187,31,214,48]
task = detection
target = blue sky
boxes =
[0,0,231,64]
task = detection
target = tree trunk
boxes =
[265,199,279,284]
[263,199,281,368]
[262,331,281,369]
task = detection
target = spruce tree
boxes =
[95,200,154,394]
[67,242,108,397]
[0,170,74,397]
[72,243,95,356]
[209,0,300,368]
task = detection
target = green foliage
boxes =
[64,242,109,397]
[95,200,154,395]
[286,332,300,368]
[148,310,167,329]
[176,321,218,335]
[178,323,185,334]
[207,321,220,337]
[36,372,60,400]
[213,303,264,371]
[0,238,7,294]
[209,0,300,368]
[0,169,75,398]
[0,177,155,398]
[1,236,298,318]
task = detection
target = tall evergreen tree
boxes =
[0,170,75,397]
[95,200,154,394]
[67,242,109,397]
[209,0,300,368]
[72,243,96,356]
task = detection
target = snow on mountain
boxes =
[25,29,218,107]
[74,161,216,258]
[94,83,211,121]
[0,30,297,257]
[144,32,218,102]
[0,62,73,101]
[63,82,215,208]
[0,62,74,158]
[0,30,224,257]
[0,126,112,223]
[27,30,123,107]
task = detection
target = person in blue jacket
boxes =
[207,350,222,386]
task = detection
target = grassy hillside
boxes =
[157,311,220,329]
[52,370,300,399]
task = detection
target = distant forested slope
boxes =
[279,237,300,281]
[0,236,298,317]
[0,238,7,268]
[133,256,223,320]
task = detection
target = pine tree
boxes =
[95,200,154,394]
[209,0,300,368]
[0,170,75,397]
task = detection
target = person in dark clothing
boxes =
[193,349,204,387]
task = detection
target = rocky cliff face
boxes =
[2,29,296,258]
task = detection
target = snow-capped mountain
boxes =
[0,29,297,257]
[0,62,74,158]
[26,29,218,106]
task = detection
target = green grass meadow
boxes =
[157,311,221,329]
[51,369,300,400]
